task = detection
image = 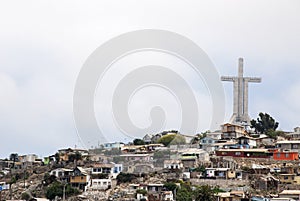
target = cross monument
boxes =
[221,58,261,125]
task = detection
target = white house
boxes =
[50,168,72,181]
[179,148,210,162]
[19,154,38,163]
[163,160,183,170]
[206,131,222,140]
[92,163,122,178]
[237,136,257,148]
[206,168,216,177]
[89,179,112,190]
[147,183,164,193]
[103,142,124,150]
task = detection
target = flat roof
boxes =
[212,142,237,146]
[280,190,300,195]
[276,141,300,144]
[120,154,150,157]
[147,183,164,186]
[206,168,230,171]
[92,163,114,168]
[217,149,269,153]
[178,148,207,154]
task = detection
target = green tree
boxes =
[133,138,145,145]
[193,185,218,201]
[43,173,57,185]
[191,131,208,144]
[68,152,82,163]
[45,182,79,200]
[136,189,147,195]
[54,152,60,163]
[176,184,192,201]
[164,182,177,191]
[21,192,31,201]
[193,165,206,176]
[116,172,136,184]
[251,112,279,135]
[46,182,63,200]
[9,153,19,168]
[157,134,186,146]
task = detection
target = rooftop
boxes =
[280,190,300,195]
[217,148,269,153]
[276,140,300,144]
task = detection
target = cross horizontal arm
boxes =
[244,77,262,83]
[221,76,237,82]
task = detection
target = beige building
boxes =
[279,190,300,200]
[276,141,300,152]
[221,123,248,139]
[279,174,296,184]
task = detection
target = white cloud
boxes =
[0,0,299,157]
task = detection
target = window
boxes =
[114,167,118,173]
[277,153,281,158]
[284,176,288,180]
[235,152,241,156]
[285,153,289,158]
[208,140,212,143]
[202,140,206,143]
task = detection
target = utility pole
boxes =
[63,183,66,201]
[24,168,26,188]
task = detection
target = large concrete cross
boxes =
[221,58,261,125]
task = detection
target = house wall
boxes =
[50,169,70,178]
[70,175,88,183]
[90,179,111,190]
[164,163,182,169]
[222,124,246,139]
[279,193,300,200]
[273,152,299,160]
[113,164,123,173]
[276,142,300,151]
[122,155,151,162]
[293,176,300,184]
[182,159,197,168]
[227,170,236,179]
[206,169,215,177]
[92,167,113,174]
[279,175,295,184]
[216,151,271,159]
[103,142,124,150]
[201,137,215,144]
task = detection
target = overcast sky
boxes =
[0,0,299,158]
